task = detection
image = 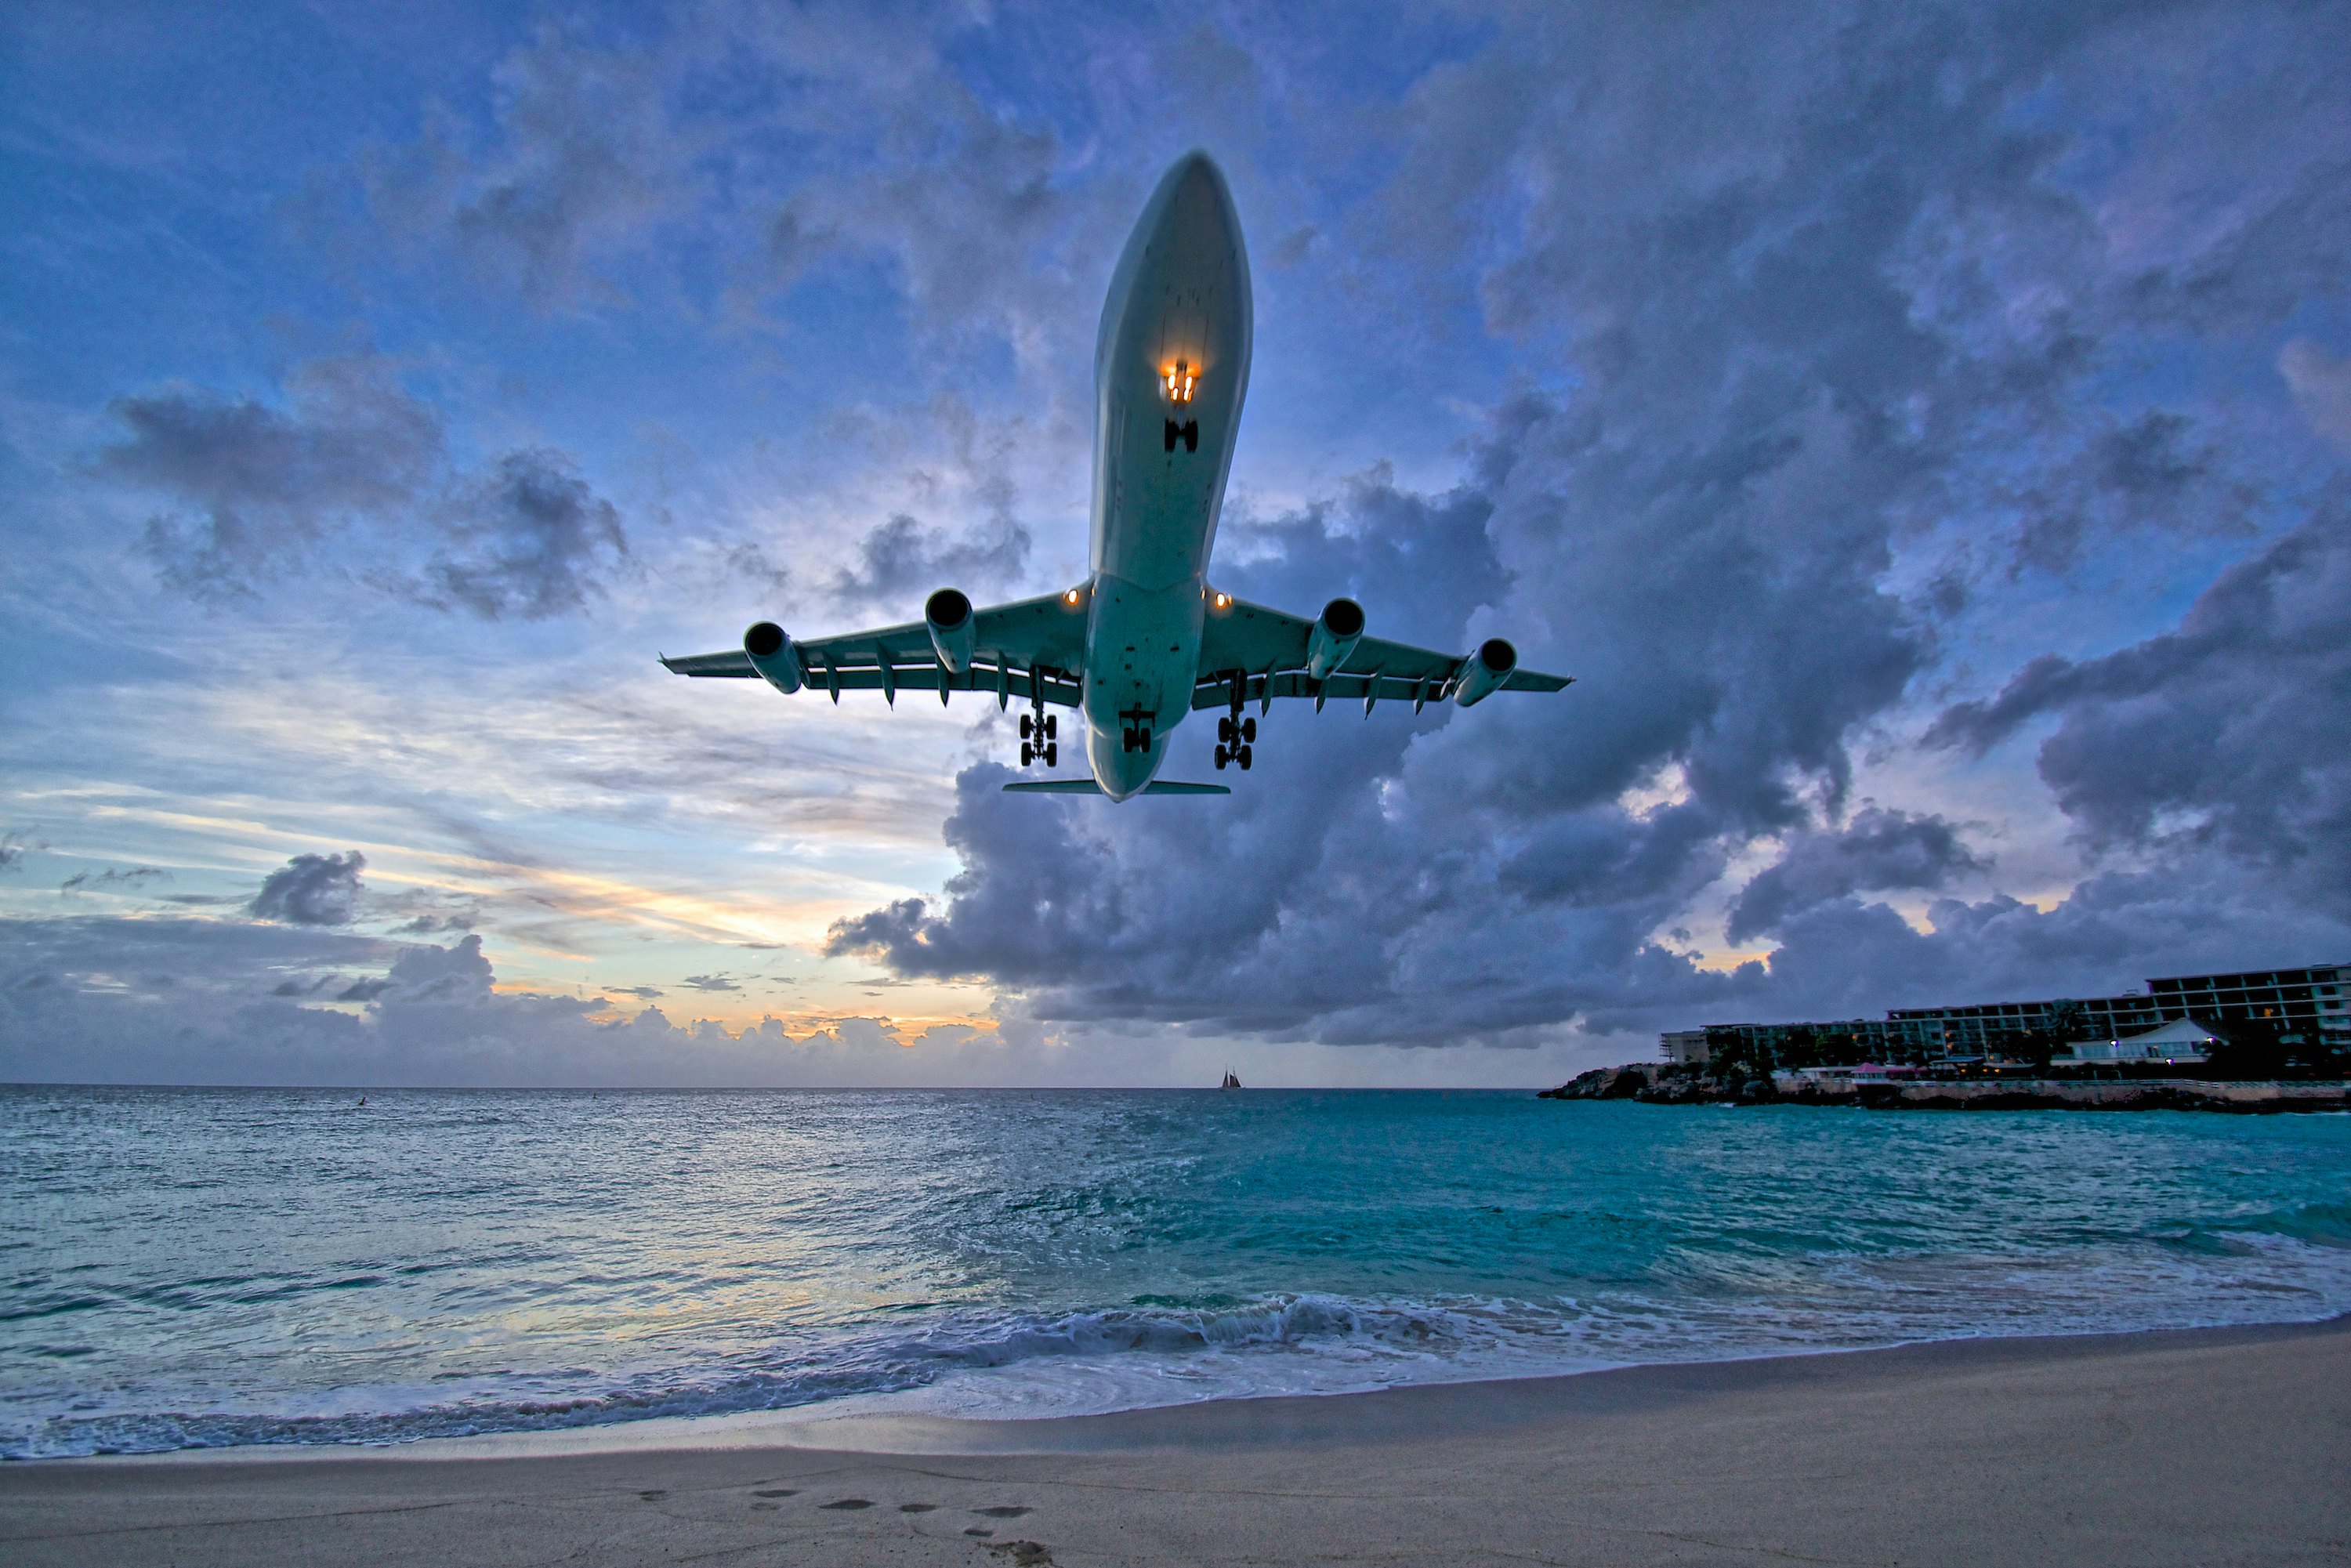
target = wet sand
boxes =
[4,1316,2346,1566]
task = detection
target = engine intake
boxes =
[1307,597,1365,680]
[742,621,803,694]
[1451,637,1516,706]
[926,588,976,675]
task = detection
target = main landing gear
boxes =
[1020,710,1058,768]
[1213,712,1255,771]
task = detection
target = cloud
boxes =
[248,850,367,926]
[100,355,630,616]
[1927,488,2351,912]
[339,24,695,310]
[2280,339,2351,453]
[0,834,49,875]
[417,449,631,619]
[58,867,172,893]
[102,355,443,597]
[677,973,741,993]
[1726,809,1987,945]
[830,512,1031,606]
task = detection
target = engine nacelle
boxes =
[1306,597,1365,680]
[742,621,802,694]
[926,587,976,675]
[1452,638,1516,706]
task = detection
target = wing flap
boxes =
[660,650,760,678]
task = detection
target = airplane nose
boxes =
[1153,150,1237,245]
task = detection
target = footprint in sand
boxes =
[636,1490,668,1500]
[752,1488,798,1497]
[820,1498,875,1510]
[989,1543,1055,1566]
[899,1502,939,1512]
[965,1527,994,1537]
[973,1505,1033,1518]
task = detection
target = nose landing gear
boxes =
[1162,418,1199,453]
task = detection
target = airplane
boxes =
[661,150,1571,801]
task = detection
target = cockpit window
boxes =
[1163,359,1196,404]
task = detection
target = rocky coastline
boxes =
[1540,1063,2351,1113]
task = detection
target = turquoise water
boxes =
[4,1087,2348,1457]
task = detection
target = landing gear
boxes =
[1163,418,1199,453]
[1020,700,1056,769]
[1121,725,1154,755]
[1213,683,1256,771]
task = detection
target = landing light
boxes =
[1064,588,1082,605]
[1213,592,1232,609]
[1163,359,1197,404]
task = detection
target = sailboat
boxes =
[1220,1070,1241,1090]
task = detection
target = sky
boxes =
[3,0,2348,1088]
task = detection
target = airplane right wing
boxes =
[1190,593,1572,712]
[660,588,1094,707]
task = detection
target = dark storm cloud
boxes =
[248,851,367,926]
[102,356,443,598]
[1726,809,1985,945]
[831,5,2351,1045]
[418,449,631,619]
[1927,490,2351,913]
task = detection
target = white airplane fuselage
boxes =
[1079,153,1252,800]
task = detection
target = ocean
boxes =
[5,1085,2348,1458]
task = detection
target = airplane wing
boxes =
[1191,594,1571,712]
[659,589,1092,707]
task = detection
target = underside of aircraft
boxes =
[663,151,1570,801]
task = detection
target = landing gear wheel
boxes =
[1217,716,1234,744]
[1214,744,1230,770]
[1237,744,1252,770]
[1019,713,1033,740]
[1020,741,1034,766]
[1241,717,1256,744]
[1121,726,1135,753]
[1183,420,1199,453]
[1164,419,1179,453]
[1043,741,1058,767]
[1043,715,1056,740]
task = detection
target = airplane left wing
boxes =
[1191,593,1571,712]
[661,588,1093,707]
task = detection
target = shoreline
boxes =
[5,1317,2346,1566]
[10,1309,2347,1467]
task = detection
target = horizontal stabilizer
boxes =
[1002,780,1233,796]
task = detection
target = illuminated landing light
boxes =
[1212,592,1232,609]
[1163,359,1197,404]
[1064,588,1082,605]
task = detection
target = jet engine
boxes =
[1306,597,1365,679]
[742,621,803,694]
[1451,638,1517,706]
[926,588,976,675]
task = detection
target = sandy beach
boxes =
[4,1316,2346,1566]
